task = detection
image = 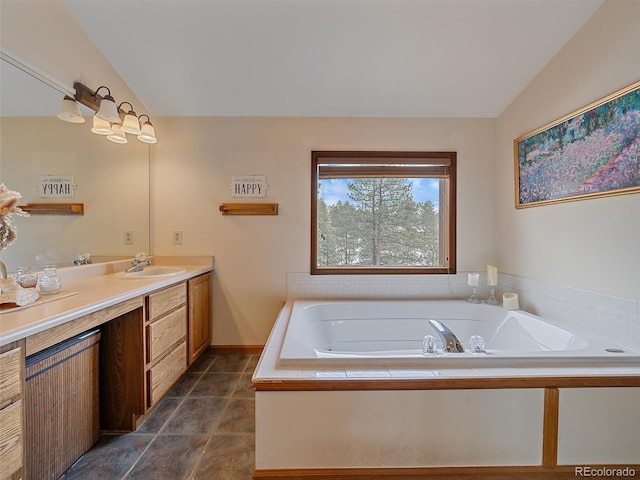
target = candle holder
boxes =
[486,285,500,305]
[466,286,480,304]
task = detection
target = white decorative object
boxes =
[0,278,39,306]
[487,265,498,286]
[0,183,29,251]
[466,273,480,303]
[486,265,499,305]
[230,175,269,198]
[39,175,76,197]
[503,293,520,310]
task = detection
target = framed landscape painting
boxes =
[514,80,640,208]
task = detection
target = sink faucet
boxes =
[428,319,465,353]
[125,252,151,273]
[73,253,92,266]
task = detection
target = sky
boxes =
[319,178,441,209]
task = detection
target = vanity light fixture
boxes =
[107,124,128,144]
[72,82,158,144]
[118,102,141,135]
[57,96,85,123]
[137,115,158,144]
[91,116,113,135]
[94,86,120,123]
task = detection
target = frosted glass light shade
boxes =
[107,124,128,144]
[121,111,141,134]
[96,94,120,123]
[57,96,85,123]
[91,116,113,135]
[137,120,157,144]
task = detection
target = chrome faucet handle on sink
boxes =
[125,252,152,273]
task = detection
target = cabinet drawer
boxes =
[147,306,187,364]
[0,347,22,408]
[148,283,186,320]
[0,400,24,478]
[147,342,187,407]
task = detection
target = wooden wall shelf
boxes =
[18,203,84,215]
[219,203,278,216]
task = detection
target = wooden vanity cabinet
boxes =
[100,278,208,431]
[187,273,211,365]
[11,271,209,440]
[0,341,25,480]
[145,283,188,408]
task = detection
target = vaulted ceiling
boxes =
[13,0,609,118]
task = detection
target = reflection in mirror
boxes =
[0,58,150,274]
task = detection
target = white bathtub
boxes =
[278,300,639,367]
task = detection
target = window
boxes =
[311,151,456,275]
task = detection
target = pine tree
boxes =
[317,178,442,268]
[348,178,413,266]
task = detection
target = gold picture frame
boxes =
[514,80,640,208]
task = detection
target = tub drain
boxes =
[605,348,625,353]
[327,346,333,351]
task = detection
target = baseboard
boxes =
[253,465,640,479]
[208,345,264,355]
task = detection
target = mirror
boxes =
[0,58,150,274]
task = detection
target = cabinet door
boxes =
[0,401,23,480]
[0,347,22,408]
[188,273,211,365]
[0,342,25,480]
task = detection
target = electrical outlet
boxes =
[124,231,134,245]
[173,230,183,245]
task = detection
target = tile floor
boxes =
[59,352,631,480]
[61,353,259,480]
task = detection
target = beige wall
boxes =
[496,0,640,301]
[151,117,497,345]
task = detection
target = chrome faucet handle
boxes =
[134,252,147,262]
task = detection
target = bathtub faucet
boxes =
[428,319,465,353]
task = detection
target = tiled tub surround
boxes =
[251,274,640,477]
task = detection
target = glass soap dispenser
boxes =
[39,265,62,295]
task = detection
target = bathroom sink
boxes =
[116,267,186,279]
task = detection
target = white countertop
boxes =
[0,256,214,347]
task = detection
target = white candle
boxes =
[487,265,498,286]
[503,293,520,310]
[467,273,479,287]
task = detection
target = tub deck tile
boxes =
[301,368,346,379]
[389,369,437,379]
[431,368,480,378]
[346,368,392,378]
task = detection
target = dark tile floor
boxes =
[61,353,259,480]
